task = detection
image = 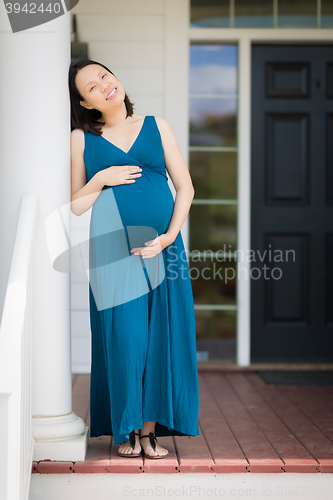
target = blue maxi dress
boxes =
[83,115,200,445]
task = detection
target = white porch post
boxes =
[236,36,251,367]
[0,10,88,460]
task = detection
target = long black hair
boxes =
[68,59,135,134]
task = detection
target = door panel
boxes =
[251,45,333,361]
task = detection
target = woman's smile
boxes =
[106,88,117,100]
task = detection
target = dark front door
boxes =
[251,44,333,362]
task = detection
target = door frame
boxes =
[187,27,333,366]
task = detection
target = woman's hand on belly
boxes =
[130,233,174,259]
[99,165,143,186]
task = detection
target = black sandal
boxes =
[117,430,141,457]
[139,432,168,459]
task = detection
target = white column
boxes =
[236,35,251,367]
[0,9,88,460]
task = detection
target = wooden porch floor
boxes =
[32,368,333,474]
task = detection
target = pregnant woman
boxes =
[68,59,199,459]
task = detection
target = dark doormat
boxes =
[257,370,333,385]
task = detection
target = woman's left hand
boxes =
[130,233,174,259]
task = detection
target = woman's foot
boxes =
[139,432,169,458]
[117,430,141,456]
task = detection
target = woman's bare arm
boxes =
[70,129,105,216]
[155,116,195,243]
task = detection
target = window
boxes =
[189,44,238,359]
[191,0,329,29]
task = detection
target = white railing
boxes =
[0,193,38,500]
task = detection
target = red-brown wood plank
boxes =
[231,374,318,472]
[71,373,90,424]
[247,373,333,473]
[35,461,73,474]
[141,436,179,473]
[72,373,79,389]
[73,436,111,473]
[108,436,144,473]
[198,374,248,472]
[173,433,213,473]
[282,384,333,413]
[206,373,284,472]
[276,385,333,438]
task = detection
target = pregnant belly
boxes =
[111,172,174,235]
[89,172,174,282]
[88,172,174,309]
[90,171,175,245]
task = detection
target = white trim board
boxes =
[165,0,191,251]
[189,28,333,367]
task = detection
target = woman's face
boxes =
[75,64,124,113]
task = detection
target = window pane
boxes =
[190,45,238,95]
[190,258,236,305]
[278,0,317,28]
[322,0,333,28]
[190,151,237,199]
[190,204,237,253]
[190,98,237,147]
[190,0,229,28]
[196,309,236,359]
[235,0,274,28]
[196,309,236,340]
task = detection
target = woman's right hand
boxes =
[98,165,142,187]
